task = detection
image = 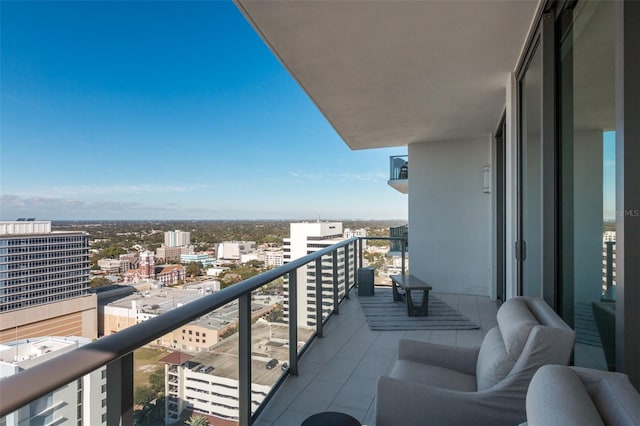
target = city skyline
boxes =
[0,1,408,221]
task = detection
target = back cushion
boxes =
[476,327,515,390]
[496,298,539,359]
[592,374,640,425]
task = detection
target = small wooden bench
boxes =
[390,274,433,317]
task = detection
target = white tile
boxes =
[333,376,377,410]
[317,357,359,384]
[288,379,344,413]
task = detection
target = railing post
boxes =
[238,293,252,426]
[401,238,406,275]
[106,352,133,426]
[288,272,298,376]
[332,249,339,315]
[358,238,363,273]
[344,244,350,299]
[315,257,323,338]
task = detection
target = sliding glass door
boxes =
[519,41,543,298]
[558,0,616,371]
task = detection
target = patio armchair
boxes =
[376,297,575,426]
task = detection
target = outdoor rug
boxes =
[358,287,480,331]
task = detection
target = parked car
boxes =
[265,359,278,370]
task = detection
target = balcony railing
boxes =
[0,236,406,425]
[390,224,408,253]
[389,155,408,181]
[388,155,408,194]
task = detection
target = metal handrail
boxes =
[0,238,358,418]
[0,234,408,423]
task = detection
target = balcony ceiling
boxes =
[236,0,540,150]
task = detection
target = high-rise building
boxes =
[0,220,97,343]
[0,336,106,425]
[283,222,354,328]
[164,230,191,247]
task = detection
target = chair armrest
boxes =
[398,339,479,376]
[376,376,526,426]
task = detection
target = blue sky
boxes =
[0,1,407,221]
[603,131,615,221]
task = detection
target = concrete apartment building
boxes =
[0,336,106,425]
[283,222,355,328]
[156,245,194,263]
[165,230,191,247]
[155,230,194,262]
[215,241,256,261]
[162,322,313,425]
[261,249,284,268]
[0,220,97,343]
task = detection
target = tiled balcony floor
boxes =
[254,288,499,426]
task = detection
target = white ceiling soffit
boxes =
[236,0,540,150]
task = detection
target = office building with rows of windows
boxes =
[0,220,97,343]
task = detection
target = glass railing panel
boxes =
[0,238,360,424]
[389,155,408,181]
[250,286,285,417]
[0,363,107,425]
[155,300,242,424]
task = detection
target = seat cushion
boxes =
[389,359,477,392]
[476,327,515,390]
[526,365,604,426]
[496,298,539,359]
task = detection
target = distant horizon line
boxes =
[2,218,408,223]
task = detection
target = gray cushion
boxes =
[592,372,640,425]
[526,365,604,426]
[476,327,515,390]
[390,359,476,392]
[496,298,538,359]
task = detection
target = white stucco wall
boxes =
[408,138,492,296]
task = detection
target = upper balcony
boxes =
[388,155,408,194]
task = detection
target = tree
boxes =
[184,415,209,426]
[103,246,127,259]
[89,277,112,288]
[186,262,202,277]
[134,385,155,406]
[148,367,165,395]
